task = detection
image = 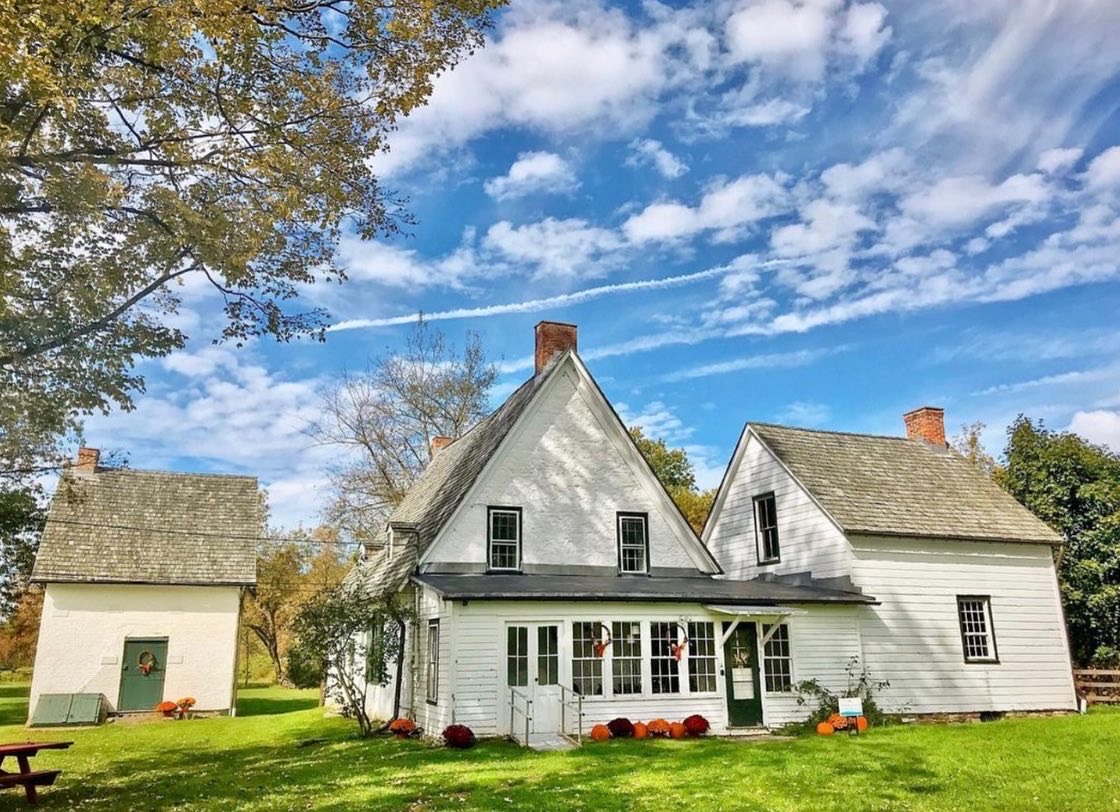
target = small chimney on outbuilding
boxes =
[430,436,453,458]
[75,447,100,473]
[534,321,577,375]
[904,407,946,447]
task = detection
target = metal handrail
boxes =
[509,687,532,746]
[557,684,585,744]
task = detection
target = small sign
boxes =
[839,697,863,718]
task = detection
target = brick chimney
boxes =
[534,321,577,375]
[430,435,453,458]
[75,447,100,473]
[903,407,946,447]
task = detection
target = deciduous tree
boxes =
[0,0,503,481]
[629,427,715,535]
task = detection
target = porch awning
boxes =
[703,604,806,618]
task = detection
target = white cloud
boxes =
[1069,409,1120,452]
[777,400,831,426]
[820,148,912,202]
[900,173,1050,229]
[661,346,842,382]
[627,139,688,179]
[483,217,625,279]
[623,173,790,243]
[771,199,876,257]
[1037,147,1083,175]
[720,97,811,127]
[484,151,580,200]
[1085,146,1120,190]
[617,400,692,442]
[339,236,468,289]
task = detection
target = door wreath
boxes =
[137,649,157,676]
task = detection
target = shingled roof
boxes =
[33,467,260,586]
[749,423,1062,545]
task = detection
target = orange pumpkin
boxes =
[827,713,848,731]
[647,718,671,737]
[669,722,687,739]
[816,722,835,736]
[590,724,611,742]
[633,722,648,739]
[856,716,869,732]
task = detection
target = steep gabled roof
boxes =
[33,468,260,586]
[747,423,1061,545]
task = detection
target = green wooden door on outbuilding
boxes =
[118,638,168,712]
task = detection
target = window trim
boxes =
[956,595,1000,664]
[616,511,651,575]
[426,619,440,705]
[486,505,523,573]
[761,622,795,694]
[753,492,781,565]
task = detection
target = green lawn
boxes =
[0,685,1116,810]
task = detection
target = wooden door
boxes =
[723,623,763,726]
[119,638,168,712]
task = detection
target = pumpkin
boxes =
[827,713,848,731]
[388,718,416,738]
[669,722,687,739]
[856,716,869,732]
[816,722,835,736]
[647,718,671,737]
[590,724,611,742]
[633,722,649,739]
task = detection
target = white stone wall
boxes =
[850,536,1077,714]
[706,431,850,580]
[425,364,706,573]
[30,583,242,716]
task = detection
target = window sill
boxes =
[426,699,438,706]
[963,658,1000,665]
[486,568,523,574]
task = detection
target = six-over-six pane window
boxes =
[957,596,998,663]
[617,513,649,574]
[488,507,521,571]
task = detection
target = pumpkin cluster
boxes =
[589,716,710,741]
[442,724,477,749]
[816,715,869,736]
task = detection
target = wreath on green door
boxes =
[137,649,157,676]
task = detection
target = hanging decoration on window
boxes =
[667,622,690,661]
[137,650,157,676]
[592,623,613,658]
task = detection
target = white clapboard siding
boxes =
[409,586,454,736]
[707,432,849,580]
[851,536,1077,714]
[425,365,703,573]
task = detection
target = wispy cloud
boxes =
[660,346,847,383]
[972,365,1119,397]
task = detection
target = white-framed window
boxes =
[572,622,603,696]
[762,623,793,692]
[650,621,682,694]
[506,625,528,687]
[488,506,521,571]
[754,493,780,563]
[617,513,649,574]
[426,620,440,704]
[611,621,642,695]
[687,621,718,693]
[957,596,998,663]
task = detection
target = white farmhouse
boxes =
[705,413,1076,720]
[29,450,258,720]
[350,323,879,746]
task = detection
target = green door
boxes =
[723,623,763,726]
[119,638,168,712]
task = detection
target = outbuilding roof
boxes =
[32,467,260,586]
[413,572,876,604]
[748,423,1062,545]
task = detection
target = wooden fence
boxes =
[1074,669,1120,705]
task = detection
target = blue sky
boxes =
[88,0,1120,528]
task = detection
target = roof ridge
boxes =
[749,421,911,442]
[68,467,258,481]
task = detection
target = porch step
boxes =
[725,726,771,738]
[527,732,579,752]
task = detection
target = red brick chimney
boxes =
[430,436,453,458]
[904,407,946,447]
[75,447,100,473]
[534,321,577,375]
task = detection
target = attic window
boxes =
[957,596,999,663]
[617,513,649,574]
[754,493,780,564]
[488,507,521,571]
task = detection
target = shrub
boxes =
[785,657,898,735]
[285,639,325,690]
[442,724,476,749]
[388,718,416,738]
[607,717,634,738]
[647,718,671,737]
[682,714,709,737]
[590,724,610,742]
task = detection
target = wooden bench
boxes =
[0,770,61,805]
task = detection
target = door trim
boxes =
[722,622,763,727]
[118,636,169,713]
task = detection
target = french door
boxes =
[506,623,561,734]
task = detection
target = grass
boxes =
[0,685,1116,810]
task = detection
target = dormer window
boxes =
[617,512,649,574]
[488,507,521,571]
[754,493,780,564]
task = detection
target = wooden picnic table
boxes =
[0,742,72,805]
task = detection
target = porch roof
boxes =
[411,573,876,605]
